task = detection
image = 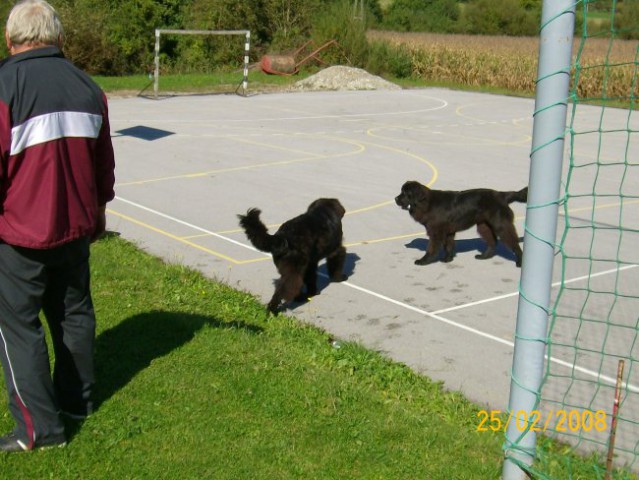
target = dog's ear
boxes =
[404,181,428,204]
[332,199,346,218]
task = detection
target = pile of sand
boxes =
[292,65,401,92]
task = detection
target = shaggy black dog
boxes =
[238,198,347,313]
[395,181,528,267]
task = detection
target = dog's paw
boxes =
[474,253,495,260]
[415,257,436,266]
[267,302,281,315]
[294,293,311,303]
[331,274,348,283]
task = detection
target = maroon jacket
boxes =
[0,46,115,249]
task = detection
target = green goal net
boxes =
[504,1,638,479]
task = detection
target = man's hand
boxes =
[91,205,107,242]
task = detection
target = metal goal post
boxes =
[153,29,251,98]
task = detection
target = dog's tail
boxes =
[237,208,287,254]
[502,187,528,204]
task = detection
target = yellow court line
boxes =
[512,118,530,128]
[558,198,639,215]
[345,231,422,248]
[110,138,438,260]
[358,135,439,186]
[232,136,327,158]
[107,209,268,265]
[110,197,637,266]
[345,199,639,248]
[116,136,366,188]
[117,131,439,189]
[115,159,311,187]
[196,200,404,239]
[366,125,531,147]
[455,103,528,127]
[345,199,395,215]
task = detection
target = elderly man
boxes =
[0,0,115,451]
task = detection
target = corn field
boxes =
[368,31,638,101]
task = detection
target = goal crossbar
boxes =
[153,29,251,98]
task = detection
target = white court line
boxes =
[113,94,449,124]
[226,93,449,122]
[114,195,639,394]
[114,196,261,253]
[431,263,639,315]
[338,278,639,394]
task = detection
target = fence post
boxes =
[502,1,576,478]
[154,29,160,99]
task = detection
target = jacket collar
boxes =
[2,46,64,68]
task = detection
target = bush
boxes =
[56,0,188,75]
[616,0,639,39]
[366,40,413,78]
[382,0,460,33]
[310,1,370,67]
[58,3,124,75]
[0,2,9,58]
[459,0,540,36]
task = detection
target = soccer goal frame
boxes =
[153,29,251,98]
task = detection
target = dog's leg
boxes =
[497,224,524,267]
[415,229,442,265]
[299,262,318,299]
[267,286,284,314]
[268,268,304,313]
[475,223,497,260]
[442,233,456,262]
[326,246,348,282]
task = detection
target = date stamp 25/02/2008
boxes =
[476,409,608,434]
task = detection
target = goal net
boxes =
[153,29,251,97]
[503,0,639,478]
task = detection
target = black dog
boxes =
[238,198,347,313]
[395,181,527,267]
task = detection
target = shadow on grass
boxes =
[83,311,262,421]
[404,237,524,264]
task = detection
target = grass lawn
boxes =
[94,68,532,100]
[0,234,504,479]
[2,58,635,476]
[0,235,630,479]
[94,70,316,97]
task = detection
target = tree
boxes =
[460,0,539,36]
[262,0,328,51]
[58,0,192,74]
[311,0,369,67]
[616,0,639,39]
[382,0,459,33]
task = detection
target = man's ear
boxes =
[5,30,11,51]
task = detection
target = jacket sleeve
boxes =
[95,93,116,206]
[0,101,10,202]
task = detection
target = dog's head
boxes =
[395,181,429,211]
[307,198,346,218]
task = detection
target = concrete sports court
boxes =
[105,87,638,446]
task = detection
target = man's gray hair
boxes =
[6,0,63,47]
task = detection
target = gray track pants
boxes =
[0,237,95,447]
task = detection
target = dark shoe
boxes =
[0,432,66,453]
[0,433,26,452]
